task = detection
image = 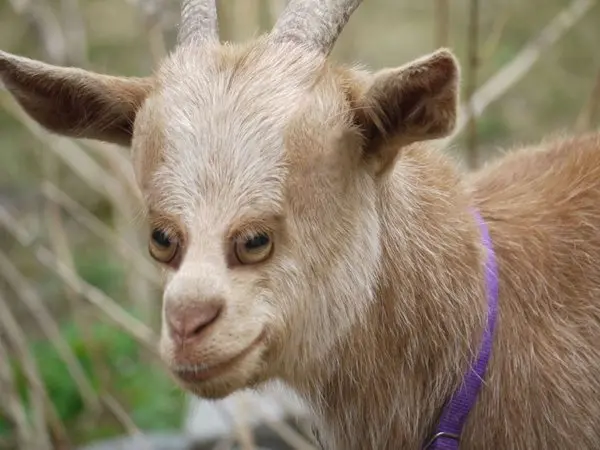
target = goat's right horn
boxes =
[178,0,219,46]
[270,0,363,56]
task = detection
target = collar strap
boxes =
[424,209,499,450]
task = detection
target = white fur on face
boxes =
[131,40,383,395]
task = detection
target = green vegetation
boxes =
[1,319,184,445]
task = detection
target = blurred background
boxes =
[0,0,599,449]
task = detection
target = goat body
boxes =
[298,134,600,449]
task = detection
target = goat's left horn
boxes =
[178,0,219,45]
[270,0,363,55]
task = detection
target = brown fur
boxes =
[0,50,153,146]
[2,5,600,449]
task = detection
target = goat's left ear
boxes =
[354,49,460,174]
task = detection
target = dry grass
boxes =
[0,0,599,449]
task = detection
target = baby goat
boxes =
[2,0,600,448]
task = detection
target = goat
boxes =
[2,0,600,448]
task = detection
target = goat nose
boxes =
[166,301,223,344]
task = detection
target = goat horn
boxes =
[270,0,363,55]
[178,0,219,45]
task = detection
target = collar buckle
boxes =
[423,431,460,449]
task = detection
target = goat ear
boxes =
[0,50,153,147]
[354,49,460,174]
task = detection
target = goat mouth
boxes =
[172,330,266,384]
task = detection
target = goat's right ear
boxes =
[0,50,153,147]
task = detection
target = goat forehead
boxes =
[144,44,322,222]
[150,147,286,226]
[151,99,288,222]
[158,42,323,117]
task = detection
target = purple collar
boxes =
[424,209,499,450]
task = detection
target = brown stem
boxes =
[434,0,450,48]
[465,0,480,169]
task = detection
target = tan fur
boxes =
[2,5,600,449]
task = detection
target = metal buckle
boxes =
[423,431,461,449]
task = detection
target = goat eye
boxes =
[149,228,179,264]
[234,232,273,265]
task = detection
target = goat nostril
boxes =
[189,303,222,337]
[167,301,223,343]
